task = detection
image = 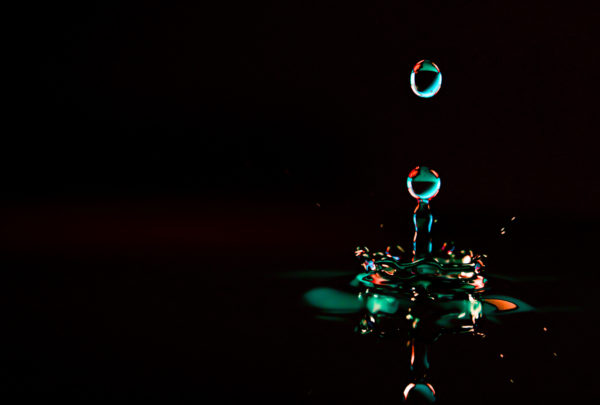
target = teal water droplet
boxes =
[407,166,441,201]
[410,60,442,98]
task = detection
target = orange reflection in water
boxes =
[484,298,517,311]
[370,273,389,285]
[470,275,486,289]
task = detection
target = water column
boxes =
[407,167,441,261]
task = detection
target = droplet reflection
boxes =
[404,383,436,403]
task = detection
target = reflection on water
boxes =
[304,167,531,403]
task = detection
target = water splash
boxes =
[303,166,534,403]
[355,166,485,294]
[353,167,511,402]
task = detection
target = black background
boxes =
[3,1,599,404]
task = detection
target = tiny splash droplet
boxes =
[410,60,442,98]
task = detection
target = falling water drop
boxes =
[410,60,442,98]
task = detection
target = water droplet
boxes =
[410,60,442,98]
[407,166,441,201]
[404,383,436,403]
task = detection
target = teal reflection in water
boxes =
[304,287,362,314]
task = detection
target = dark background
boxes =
[3,1,599,404]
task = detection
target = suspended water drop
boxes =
[407,166,441,201]
[410,60,442,98]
